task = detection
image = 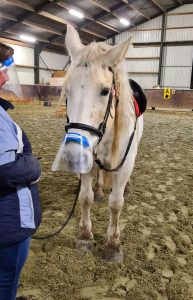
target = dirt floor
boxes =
[10,104,193,300]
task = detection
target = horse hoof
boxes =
[76,239,94,251]
[104,246,124,263]
[94,191,104,202]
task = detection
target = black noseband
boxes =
[65,123,103,139]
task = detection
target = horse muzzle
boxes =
[63,132,93,173]
[52,132,94,173]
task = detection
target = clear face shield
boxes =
[0,56,23,98]
[52,132,94,174]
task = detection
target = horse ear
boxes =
[65,25,84,60]
[103,37,132,67]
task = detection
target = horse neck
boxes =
[104,66,135,167]
[116,66,136,131]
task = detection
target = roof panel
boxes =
[142,7,158,18]
[21,0,44,7]
[0,1,26,16]
[84,22,112,37]
[28,14,66,32]
[0,0,187,53]
[160,0,177,7]
[104,0,120,7]
[44,4,80,26]
[59,0,104,16]
[11,23,54,39]
[0,18,6,26]
[78,30,101,43]
[101,14,146,32]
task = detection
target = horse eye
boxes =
[100,88,110,96]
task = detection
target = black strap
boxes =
[98,92,113,139]
[93,119,137,172]
[65,123,103,138]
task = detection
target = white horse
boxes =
[53,25,144,263]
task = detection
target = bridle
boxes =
[65,66,137,172]
[65,67,118,142]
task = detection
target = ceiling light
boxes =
[20,35,36,43]
[119,18,130,26]
[69,9,84,19]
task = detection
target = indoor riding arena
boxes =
[0,1,193,300]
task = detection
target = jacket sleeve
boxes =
[0,153,41,188]
[22,129,32,154]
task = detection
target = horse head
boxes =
[60,25,131,173]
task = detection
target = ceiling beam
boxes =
[57,2,94,21]
[45,0,125,43]
[0,36,35,48]
[80,28,106,39]
[96,21,120,33]
[5,0,35,12]
[120,0,151,19]
[40,12,106,39]
[88,0,111,12]
[149,0,166,12]
[51,41,64,47]
[88,0,131,23]
[23,20,63,36]
[0,0,134,51]
[47,2,127,44]
[78,2,127,30]
[128,4,151,20]
[39,11,75,26]
[0,0,56,33]
[57,1,120,35]
[0,11,18,21]
[40,10,106,39]
[2,0,126,48]
[5,0,108,41]
[0,8,65,37]
[5,29,49,43]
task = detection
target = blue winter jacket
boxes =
[0,106,41,246]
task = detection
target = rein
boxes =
[93,119,137,172]
[32,178,81,240]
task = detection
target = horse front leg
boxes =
[94,169,104,202]
[76,173,94,251]
[105,164,135,263]
[105,185,124,263]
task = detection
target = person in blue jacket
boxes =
[0,42,42,300]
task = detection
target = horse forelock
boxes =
[70,42,112,71]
